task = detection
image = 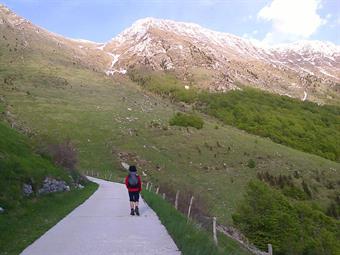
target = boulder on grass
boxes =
[23,183,33,196]
[38,177,70,195]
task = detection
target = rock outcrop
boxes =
[22,183,33,196]
[38,177,70,195]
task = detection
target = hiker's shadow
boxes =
[140,203,152,216]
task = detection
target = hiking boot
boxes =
[135,206,140,216]
[130,208,135,216]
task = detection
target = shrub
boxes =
[326,202,340,220]
[47,140,78,170]
[197,88,340,162]
[247,159,256,168]
[233,181,340,254]
[282,186,308,200]
[169,112,204,129]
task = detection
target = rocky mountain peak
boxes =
[1,5,339,103]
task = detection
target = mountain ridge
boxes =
[102,17,339,103]
[1,4,339,104]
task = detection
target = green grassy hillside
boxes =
[0,112,70,209]
[2,58,339,216]
[1,19,339,253]
[129,69,340,162]
[0,109,98,254]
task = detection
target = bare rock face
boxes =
[103,18,340,103]
[38,177,70,195]
[0,207,4,213]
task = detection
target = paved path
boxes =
[21,177,181,255]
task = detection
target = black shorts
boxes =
[128,191,140,202]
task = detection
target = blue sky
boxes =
[2,0,340,44]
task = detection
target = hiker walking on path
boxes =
[125,165,142,216]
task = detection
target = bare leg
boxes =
[134,201,140,215]
[130,202,134,209]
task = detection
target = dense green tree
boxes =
[233,181,340,254]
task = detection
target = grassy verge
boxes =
[0,182,98,255]
[142,189,251,255]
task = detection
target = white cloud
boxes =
[258,0,326,44]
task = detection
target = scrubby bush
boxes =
[233,181,340,254]
[47,140,78,170]
[198,88,340,162]
[247,159,256,168]
[327,201,340,220]
[169,112,204,129]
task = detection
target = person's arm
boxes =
[138,176,142,192]
[125,176,129,189]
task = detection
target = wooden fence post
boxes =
[149,183,153,192]
[213,217,218,246]
[162,193,166,199]
[109,173,112,180]
[187,196,194,221]
[175,190,180,210]
[146,182,150,190]
[268,244,273,255]
[156,187,159,194]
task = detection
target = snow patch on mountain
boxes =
[70,38,98,44]
[303,91,308,101]
[272,40,340,58]
[105,52,127,76]
[111,18,340,69]
[108,53,120,68]
[102,17,339,95]
[96,43,106,51]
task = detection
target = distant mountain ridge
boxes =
[101,17,339,102]
[1,5,339,103]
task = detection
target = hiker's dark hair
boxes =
[129,165,137,172]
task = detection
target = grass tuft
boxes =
[169,112,204,129]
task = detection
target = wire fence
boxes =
[143,180,271,255]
